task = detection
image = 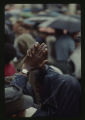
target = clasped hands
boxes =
[22,42,48,71]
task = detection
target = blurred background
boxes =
[4,4,81,81]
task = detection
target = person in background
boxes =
[70,32,81,48]
[55,29,75,61]
[13,20,36,39]
[14,33,36,61]
[13,20,24,38]
[54,29,75,73]
[20,23,36,38]
[5,43,16,77]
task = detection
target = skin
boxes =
[22,42,48,71]
[63,29,68,34]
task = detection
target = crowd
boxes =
[5,4,81,117]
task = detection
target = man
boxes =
[55,32,75,61]
[54,30,75,74]
[13,20,24,37]
[10,42,81,117]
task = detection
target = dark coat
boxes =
[10,65,81,117]
[33,65,81,117]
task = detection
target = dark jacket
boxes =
[10,65,81,117]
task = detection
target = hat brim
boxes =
[5,95,34,116]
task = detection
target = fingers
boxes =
[31,42,40,54]
[34,42,40,50]
[27,42,46,56]
[27,42,48,58]
[29,47,35,57]
[39,60,48,68]
[26,42,48,68]
[27,50,29,56]
[38,43,45,48]
[27,42,40,57]
[36,43,48,63]
[44,48,48,55]
[38,43,48,56]
[41,60,48,65]
[27,49,31,57]
[39,48,48,59]
[38,43,46,51]
[43,48,48,54]
[40,45,47,52]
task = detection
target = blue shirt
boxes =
[55,35,75,61]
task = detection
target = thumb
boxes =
[39,60,48,68]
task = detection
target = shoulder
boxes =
[60,74,81,89]
[45,66,81,92]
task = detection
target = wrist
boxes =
[20,68,30,77]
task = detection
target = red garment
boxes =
[5,63,16,77]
